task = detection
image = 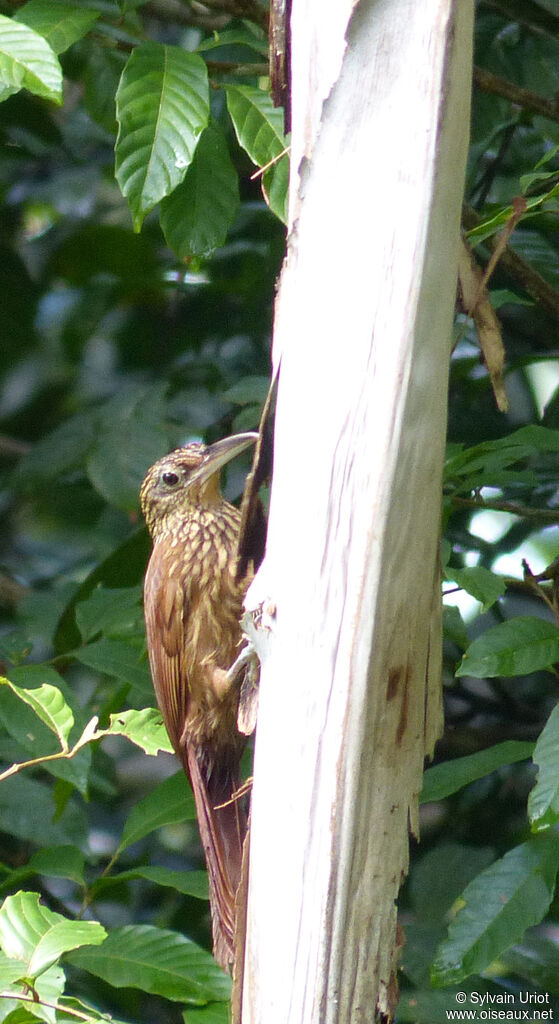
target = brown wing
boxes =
[143,541,190,768]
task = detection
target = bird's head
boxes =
[140,432,258,537]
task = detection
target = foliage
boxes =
[0,0,282,1019]
[398,4,559,1018]
[3,0,559,1021]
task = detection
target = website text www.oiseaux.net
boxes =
[444,991,553,1020]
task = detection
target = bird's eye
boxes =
[161,471,180,487]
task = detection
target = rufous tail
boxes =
[186,746,248,972]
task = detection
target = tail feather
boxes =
[186,746,248,971]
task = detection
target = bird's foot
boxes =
[227,638,260,736]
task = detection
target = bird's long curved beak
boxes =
[188,432,258,489]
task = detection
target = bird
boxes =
[140,432,258,973]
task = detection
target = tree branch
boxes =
[144,0,231,29]
[181,0,268,32]
[474,66,559,123]
[450,493,559,522]
[463,204,559,323]
[206,59,269,74]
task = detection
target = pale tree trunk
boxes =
[240,1,473,1021]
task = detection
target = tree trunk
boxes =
[240,1,473,1021]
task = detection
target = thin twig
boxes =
[206,60,269,75]
[0,717,100,784]
[189,0,268,32]
[450,494,559,522]
[474,66,559,124]
[0,990,115,1022]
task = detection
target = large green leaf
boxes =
[0,845,85,897]
[225,84,289,222]
[444,566,506,612]
[94,866,208,900]
[456,617,559,678]
[0,676,90,794]
[160,125,240,258]
[0,13,62,104]
[115,42,209,231]
[73,639,152,698]
[0,962,65,1024]
[104,708,173,756]
[85,384,168,511]
[0,892,106,980]
[67,924,230,1004]
[118,771,196,854]
[14,1,99,55]
[28,846,85,887]
[0,775,86,848]
[54,529,151,655]
[75,585,143,643]
[431,838,559,986]
[529,702,559,832]
[421,741,535,804]
[0,677,74,747]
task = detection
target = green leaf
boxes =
[0,13,62,104]
[0,846,85,897]
[0,677,74,748]
[160,125,240,258]
[442,605,469,651]
[67,924,230,1004]
[84,42,126,133]
[54,529,151,655]
[73,639,152,697]
[13,409,99,486]
[1,962,65,1024]
[75,585,143,643]
[263,149,289,226]
[431,838,559,986]
[409,844,496,924]
[222,376,270,406]
[0,775,86,848]
[421,741,535,804]
[118,771,196,854]
[184,1003,230,1024]
[104,708,173,756]
[14,1,99,55]
[397,987,482,1023]
[500,932,559,995]
[0,892,106,980]
[444,567,506,612]
[196,28,268,56]
[0,674,90,794]
[225,84,289,222]
[0,948,28,987]
[529,703,559,832]
[95,866,208,900]
[445,425,559,488]
[85,385,168,511]
[29,846,85,886]
[115,42,209,231]
[456,617,559,678]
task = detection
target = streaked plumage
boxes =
[140,434,257,971]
